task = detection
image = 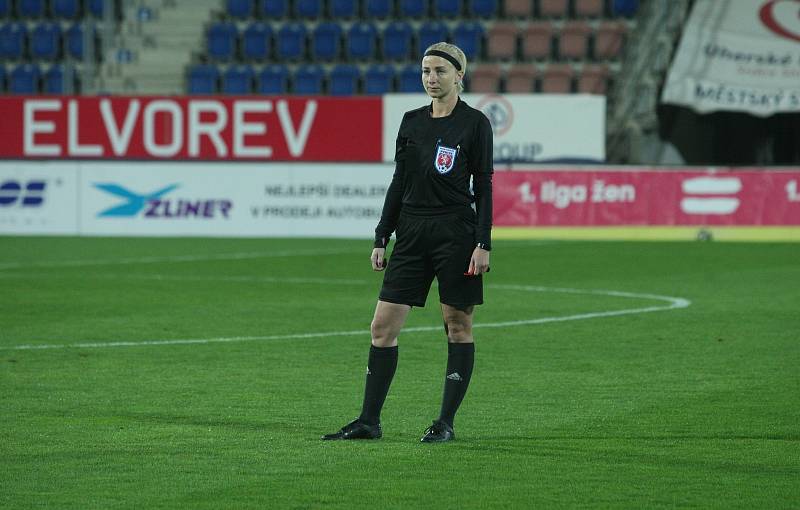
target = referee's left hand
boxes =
[467,247,490,276]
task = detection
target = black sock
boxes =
[438,342,475,428]
[358,345,398,425]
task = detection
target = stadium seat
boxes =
[0,0,9,17]
[505,64,536,93]
[577,64,609,94]
[0,23,27,60]
[207,22,238,62]
[260,0,288,18]
[469,0,496,18]
[52,0,80,19]
[417,21,449,53]
[277,22,306,61]
[9,63,40,94]
[594,21,627,60]
[312,22,342,61]
[399,0,427,18]
[504,0,532,17]
[18,0,44,18]
[257,63,289,93]
[558,21,591,60]
[43,64,76,94]
[540,63,573,93]
[452,21,483,60]
[242,22,271,61]
[538,0,568,17]
[227,0,254,19]
[365,0,392,18]
[522,21,553,60]
[330,0,357,18]
[574,0,604,17]
[383,21,413,61]
[293,64,325,94]
[347,22,377,61]
[30,22,61,61]
[329,64,360,96]
[222,64,254,94]
[613,0,639,17]
[468,64,501,93]
[434,0,461,17]
[0,65,6,92]
[87,0,104,17]
[397,64,422,92]
[295,0,323,19]
[364,64,394,94]
[486,21,517,61]
[187,64,220,94]
[66,23,98,60]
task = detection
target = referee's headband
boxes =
[424,50,462,71]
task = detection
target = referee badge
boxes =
[434,141,458,174]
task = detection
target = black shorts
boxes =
[379,208,483,308]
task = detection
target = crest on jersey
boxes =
[434,144,457,174]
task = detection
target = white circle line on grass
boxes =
[5,284,691,351]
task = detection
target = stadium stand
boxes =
[330,0,357,19]
[312,21,343,61]
[365,0,392,19]
[364,63,393,94]
[258,63,290,93]
[294,63,324,94]
[242,21,271,61]
[329,62,359,95]
[222,63,254,94]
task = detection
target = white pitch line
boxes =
[4,285,691,351]
[0,248,361,271]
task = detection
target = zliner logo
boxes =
[475,94,513,136]
[0,180,46,207]
[680,177,742,215]
[94,183,233,219]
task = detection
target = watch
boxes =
[476,242,490,251]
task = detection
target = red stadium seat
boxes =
[469,63,502,93]
[577,64,609,94]
[540,63,573,93]
[505,64,537,93]
[594,21,627,60]
[521,21,553,61]
[486,22,518,61]
[504,0,533,17]
[538,0,567,18]
[574,0,604,18]
[558,21,591,60]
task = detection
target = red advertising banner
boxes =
[494,169,800,226]
[0,96,382,161]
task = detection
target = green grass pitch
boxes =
[1,237,799,508]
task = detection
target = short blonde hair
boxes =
[423,42,467,92]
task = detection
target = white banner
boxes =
[661,0,800,116]
[382,93,605,164]
[0,162,79,235]
[79,162,392,238]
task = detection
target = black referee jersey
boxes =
[374,97,494,250]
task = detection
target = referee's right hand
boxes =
[371,248,387,271]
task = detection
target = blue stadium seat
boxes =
[242,22,272,61]
[452,21,483,60]
[293,64,324,94]
[65,23,97,60]
[30,22,62,61]
[417,21,448,53]
[364,64,394,94]
[52,0,80,18]
[187,64,220,94]
[222,64,254,94]
[347,22,377,61]
[0,0,9,17]
[399,0,427,17]
[312,22,342,61]
[277,22,306,61]
[0,23,27,60]
[227,0,254,19]
[469,0,496,17]
[9,63,40,94]
[330,0,357,18]
[434,0,461,17]
[260,0,288,18]
[18,0,44,18]
[398,64,422,92]
[294,0,322,19]
[364,0,392,18]
[383,21,412,61]
[87,0,104,17]
[613,0,639,17]
[258,64,289,94]
[207,22,238,62]
[44,64,76,94]
[329,64,359,96]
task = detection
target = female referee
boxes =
[323,42,493,443]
